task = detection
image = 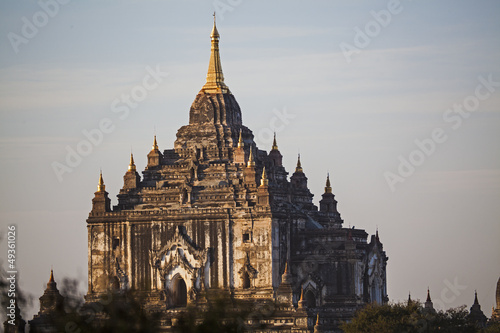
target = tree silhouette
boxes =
[341,301,493,333]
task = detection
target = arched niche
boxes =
[242,271,251,289]
[305,290,316,308]
[171,274,187,307]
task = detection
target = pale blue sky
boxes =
[1,0,499,320]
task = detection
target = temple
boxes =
[82,19,389,333]
[0,19,400,333]
[468,291,487,328]
[15,17,500,333]
[28,270,65,333]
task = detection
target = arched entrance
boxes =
[110,276,120,291]
[305,290,316,308]
[242,271,251,289]
[171,275,187,307]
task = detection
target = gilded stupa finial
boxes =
[272,132,278,151]
[128,153,136,172]
[325,173,332,193]
[212,12,218,37]
[46,268,57,290]
[202,14,228,93]
[247,148,255,168]
[238,129,243,148]
[260,167,268,186]
[295,154,303,173]
[98,170,105,192]
[152,135,159,151]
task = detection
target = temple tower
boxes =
[82,19,388,332]
[29,270,66,333]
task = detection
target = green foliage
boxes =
[484,322,500,333]
[341,301,485,333]
[1,272,279,333]
[173,292,269,333]
[60,283,161,333]
[4,269,499,333]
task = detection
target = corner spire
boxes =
[152,135,159,151]
[272,132,278,151]
[238,129,243,148]
[247,148,255,168]
[202,14,229,94]
[93,170,111,213]
[313,313,322,333]
[295,154,303,173]
[98,170,105,192]
[425,288,434,312]
[46,269,57,290]
[315,313,320,327]
[325,173,332,193]
[211,12,218,38]
[128,153,136,172]
[260,167,269,187]
[280,261,292,285]
[297,287,306,309]
[474,290,479,305]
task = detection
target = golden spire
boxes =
[297,287,306,308]
[49,269,54,283]
[98,170,105,192]
[247,148,255,167]
[315,313,320,326]
[46,269,57,290]
[128,153,136,172]
[238,129,243,148]
[152,135,159,151]
[271,132,278,151]
[202,13,229,93]
[295,154,303,173]
[325,173,332,193]
[260,167,268,186]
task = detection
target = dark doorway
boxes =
[305,290,316,308]
[172,275,187,307]
[242,272,251,289]
[110,276,120,291]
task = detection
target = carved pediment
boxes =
[238,252,258,278]
[151,226,204,261]
[150,226,209,284]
